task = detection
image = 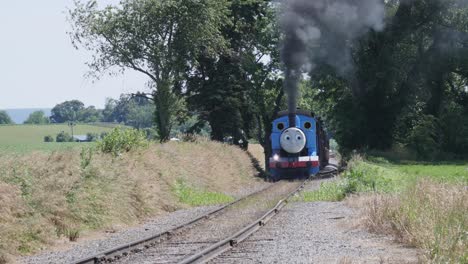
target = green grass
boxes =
[299,156,468,202]
[298,181,347,202]
[173,179,234,206]
[0,124,114,153]
[297,155,468,263]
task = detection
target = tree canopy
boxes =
[0,111,13,125]
[102,94,154,129]
[50,100,86,123]
[303,0,468,158]
[24,111,50,124]
[69,0,230,141]
[69,0,468,160]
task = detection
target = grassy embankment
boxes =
[299,156,467,263]
[0,124,115,153]
[0,140,259,263]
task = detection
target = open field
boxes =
[299,156,468,263]
[0,124,114,153]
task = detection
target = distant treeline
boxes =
[0,93,154,129]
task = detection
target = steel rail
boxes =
[177,178,310,264]
[74,167,338,264]
[72,183,278,264]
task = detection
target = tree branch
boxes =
[101,33,160,84]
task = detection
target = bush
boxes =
[86,133,99,142]
[100,132,108,139]
[97,128,149,156]
[43,135,54,142]
[56,131,73,142]
[142,127,158,140]
[407,115,439,160]
[439,102,468,157]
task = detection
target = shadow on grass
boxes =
[246,150,268,179]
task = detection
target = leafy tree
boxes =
[407,115,439,160]
[56,131,74,142]
[24,110,50,124]
[126,102,154,129]
[300,0,468,157]
[79,106,102,123]
[187,0,283,158]
[50,100,84,123]
[69,0,229,141]
[0,111,13,125]
[102,98,118,123]
[102,94,154,128]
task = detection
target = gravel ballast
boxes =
[19,206,218,264]
[212,201,419,264]
[113,181,303,263]
[18,178,270,264]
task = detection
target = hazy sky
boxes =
[0,1,149,109]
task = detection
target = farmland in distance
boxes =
[0,124,115,153]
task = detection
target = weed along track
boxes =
[73,180,309,264]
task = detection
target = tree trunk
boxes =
[154,79,176,142]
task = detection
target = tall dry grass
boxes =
[354,179,467,263]
[0,141,259,262]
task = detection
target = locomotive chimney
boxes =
[288,112,296,127]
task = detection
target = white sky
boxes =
[0,1,149,109]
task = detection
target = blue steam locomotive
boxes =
[269,110,329,180]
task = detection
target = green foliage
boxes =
[24,111,49,124]
[68,0,468,159]
[438,102,468,156]
[50,100,103,124]
[301,159,395,202]
[407,115,439,159]
[299,181,347,202]
[50,100,84,123]
[173,179,234,206]
[43,135,54,142]
[97,128,149,156]
[79,106,102,123]
[0,111,14,125]
[171,115,211,138]
[297,1,468,158]
[142,127,158,140]
[301,156,468,203]
[80,147,93,169]
[86,133,99,142]
[102,94,154,129]
[100,131,108,139]
[56,131,74,143]
[70,0,230,141]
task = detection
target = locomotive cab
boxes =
[269,110,329,180]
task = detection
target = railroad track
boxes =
[74,171,336,264]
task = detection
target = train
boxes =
[269,110,329,181]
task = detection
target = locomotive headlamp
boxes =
[273,154,280,161]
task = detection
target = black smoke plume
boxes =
[280,0,385,113]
